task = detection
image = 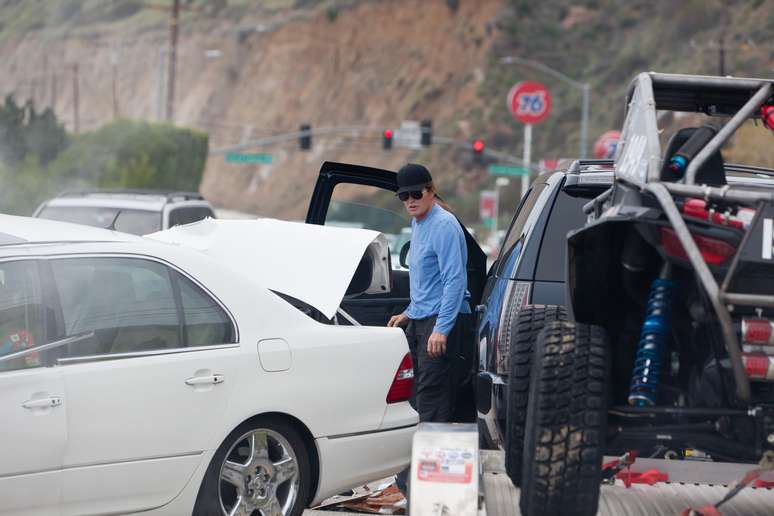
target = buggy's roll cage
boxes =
[612,73,774,403]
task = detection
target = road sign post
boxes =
[508,81,552,198]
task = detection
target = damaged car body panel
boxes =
[148,218,391,321]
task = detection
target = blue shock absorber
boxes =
[628,277,674,406]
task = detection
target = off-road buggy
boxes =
[517,73,774,516]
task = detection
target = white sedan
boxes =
[0,215,417,516]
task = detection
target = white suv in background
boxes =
[33,189,216,235]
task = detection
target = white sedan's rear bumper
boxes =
[312,424,416,505]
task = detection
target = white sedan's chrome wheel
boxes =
[218,429,301,516]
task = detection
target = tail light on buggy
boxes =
[742,354,774,381]
[742,318,774,346]
[386,352,414,403]
[741,318,774,381]
[681,199,755,230]
[659,227,736,266]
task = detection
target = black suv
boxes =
[474,160,613,451]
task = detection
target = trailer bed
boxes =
[480,450,774,516]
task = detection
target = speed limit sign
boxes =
[508,81,552,124]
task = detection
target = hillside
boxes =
[0,0,772,225]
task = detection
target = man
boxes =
[388,163,472,494]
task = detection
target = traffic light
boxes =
[383,129,393,150]
[299,123,311,150]
[472,139,485,163]
[421,119,432,146]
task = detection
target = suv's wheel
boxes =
[504,305,567,484]
[194,416,311,516]
[520,321,608,516]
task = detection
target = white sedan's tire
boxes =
[194,416,311,516]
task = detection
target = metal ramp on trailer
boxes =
[480,450,774,516]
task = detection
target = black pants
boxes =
[396,312,474,495]
[405,313,474,423]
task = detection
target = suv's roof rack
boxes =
[57,189,204,202]
[565,159,614,174]
[724,163,774,179]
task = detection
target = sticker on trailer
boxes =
[763,218,773,260]
[410,423,479,516]
[416,449,474,484]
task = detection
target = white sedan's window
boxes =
[50,257,181,357]
[177,273,235,346]
[0,260,45,372]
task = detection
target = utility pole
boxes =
[166,0,180,122]
[41,55,48,107]
[72,63,79,134]
[718,28,726,76]
[111,49,120,119]
[51,72,57,109]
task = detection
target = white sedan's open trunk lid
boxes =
[147,218,383,320]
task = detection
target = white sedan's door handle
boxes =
[185,374,224,386]
[22,396,63,409]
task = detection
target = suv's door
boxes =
[306,161,487,326]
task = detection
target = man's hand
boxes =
[388,313,409,328]
[427,332,447,358]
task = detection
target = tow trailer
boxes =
[411,424,774,516]
[307,423,774,515]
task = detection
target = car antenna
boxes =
[106,210,122,231]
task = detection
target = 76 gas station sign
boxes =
[508,81,552,124]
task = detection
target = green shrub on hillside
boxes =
[50,120,209,192]
[0,117,209,216]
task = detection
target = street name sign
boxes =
[394,120,422,149]
[226,152,272,164]
[488,164,528,176]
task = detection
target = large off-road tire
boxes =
[193,416,312,516]
[504,305,567,485]
[519,321,608,516]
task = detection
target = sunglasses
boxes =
[397,190,425,202]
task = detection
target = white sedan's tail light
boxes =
[386,353,414,403]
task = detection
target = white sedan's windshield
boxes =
[37,206,161,235]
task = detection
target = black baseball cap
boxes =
[396,163,432,194]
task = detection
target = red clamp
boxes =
[601,450,639,486]
[617,468,669,488]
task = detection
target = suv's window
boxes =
[326,184,409,270]
[168,207,215,227]
[37,206,161,235]
[177,273,235,346]
[496,182,549,278]
[534,190,592,282]
[50,257,180,357]
[0,260,46,372]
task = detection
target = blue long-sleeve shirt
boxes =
[404,203,470,335]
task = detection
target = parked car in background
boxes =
[33,189,216,235]
[0,215,416,516]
